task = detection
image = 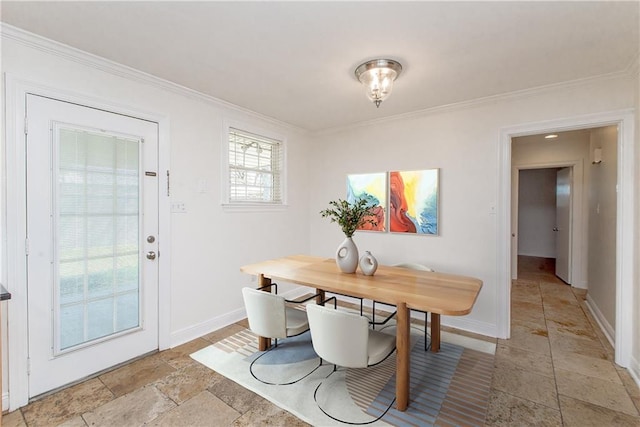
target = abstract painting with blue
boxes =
[389,169,439,235]
[346,173,386,232]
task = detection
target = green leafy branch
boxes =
[320,198,378,238]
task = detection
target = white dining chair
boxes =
[306,299,397,424]
[242,284,321,385]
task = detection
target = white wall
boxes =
[309,76,635,338]
[517,168,558,258]
[512,131,591,287]
[586,126,618,333]
[1,29,312,407]
[634,66,640,383]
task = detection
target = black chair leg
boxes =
[372,301,376,329]
[424,312,428,351]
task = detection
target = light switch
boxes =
[171,202,187,213]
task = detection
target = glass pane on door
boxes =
[56,126,141,352]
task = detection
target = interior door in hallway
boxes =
[555,167,572,283]
[25,94,159,397]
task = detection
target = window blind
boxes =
[228,128,282,203]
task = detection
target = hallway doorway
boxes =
[511,126,620,364]
[516,167,572,285]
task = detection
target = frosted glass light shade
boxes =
[355,59,402,108]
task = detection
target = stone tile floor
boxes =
[3,256,639,426]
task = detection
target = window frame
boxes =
[221,121,287,211]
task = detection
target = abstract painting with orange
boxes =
[347,173,386,232]
[389,169,438,235]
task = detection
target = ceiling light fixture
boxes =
[354,59,403,108]
[544,134,558,139]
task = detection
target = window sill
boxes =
[221,203,289,213]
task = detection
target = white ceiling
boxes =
[1,1,638,132]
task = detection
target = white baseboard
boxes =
[585,295,615,347]
[2,391,8,412]
[168,286,315,348]
[573,280,588,290]
[629,354,640,390]
[441,315,498,338]
[332,293,498,338]
[169,308,247,348]
[169,285,499,348]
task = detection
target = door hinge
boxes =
[24,116,28,135]
[25,238,30,256]
[166,170,170,197]
[27,357,31,375]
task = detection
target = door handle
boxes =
[146,251,156,260]
[553,227,559,231]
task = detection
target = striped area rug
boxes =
[199,327,494,426]
[351,337,493,426]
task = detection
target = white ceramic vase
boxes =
[359,251,378,276]
[336,237,359,273]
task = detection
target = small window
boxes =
[226,127,283,205]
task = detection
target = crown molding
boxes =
[0,23,307,134]
[2,22,635,137]
[315,66,635,137]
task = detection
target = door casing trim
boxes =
[497,109,635,369]
[511,162,583,287]
[3,74,172,410]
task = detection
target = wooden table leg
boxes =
[396,302,410,411]
[316,289,325,305]
[257,274,271,351]
[431,313,441,352]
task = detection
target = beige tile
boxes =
[571,288,588,300]
[511,279,541,289]
[552,351,621,383]
[484,389,562,426]
[58,416,87,426]
[21,378,114,427]
[495,343,554,378]
[158,338,211,370]
[511,300,546,324]
[539,276,570,287]
[208,376,264,415]
[617,367,640,413]
[232,397,310,427]
[1,410,27,427]
[555,369,639,416]
[511,288,543,305]
[82,385,176,426]
[559,395,640,427]
[155,360,224,404]
[491,359,559,409]
[511,299,544,311]
[546,317,597,339]
[543,305,589,323]
[498,323,551,356]
[148,390,241,426]
[541,295,580,310]
[99,353,176,397]
[548,329,609,360]
[511,316,548,330]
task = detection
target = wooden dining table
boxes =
[240,254,482,412]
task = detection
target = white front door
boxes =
[555,167,572,284]
[26,94,159,397]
